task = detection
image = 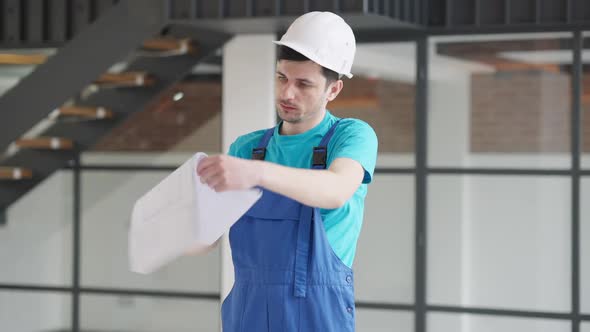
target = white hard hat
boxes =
[273,11,356,79]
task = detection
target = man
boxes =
[197,11,378,331]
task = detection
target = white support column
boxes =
[221,34,277,303]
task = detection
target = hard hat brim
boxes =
[273,40,353,79]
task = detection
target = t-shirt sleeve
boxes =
[228,141,239,157]
[328,119,378,184]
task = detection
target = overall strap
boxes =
[293,119,343,298]
[251,127,275,160]
[312,119,342,169]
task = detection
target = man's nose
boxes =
[279,83,295,100]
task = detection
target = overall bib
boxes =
[221,120,356,331]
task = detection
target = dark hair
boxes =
[277,45,341,85]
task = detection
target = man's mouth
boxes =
[279,103,297,112]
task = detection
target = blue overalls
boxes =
[221,120,356,331]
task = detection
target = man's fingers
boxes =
[204,173,227,192]
[200,167,225,188]
[196,157,214,175]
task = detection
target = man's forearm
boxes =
[256,158,363,209]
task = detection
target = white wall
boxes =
[221,34,277,305]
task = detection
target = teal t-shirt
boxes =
[228,111,378,268]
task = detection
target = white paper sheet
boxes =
[128,152,262,274]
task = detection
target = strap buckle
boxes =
[312,147,327,168]
[251,147,266,160]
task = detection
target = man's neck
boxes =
[280,110,326,136]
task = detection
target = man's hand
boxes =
[196,155,261,192]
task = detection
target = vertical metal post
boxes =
[421,0,429,25]
[445,0,453,27]
[475,0,481,26]
[505,0,511,24]
[248,0,256,16]
[415,35,429,332]
[26,0,44,42]
[219,0,227,18]
[3,0,21,43]
[334,0,342,12]
[49,0,67,43]
[275,0,282,15]
[571,30,582,332]
[72,153,82,332]
[190,0,198,18]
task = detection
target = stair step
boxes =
[0,168,33,180]
[142,38,196,55]
[14,137,74,150]
[0,53,48,65]
[50,106,114,120]
[94,72,155,87]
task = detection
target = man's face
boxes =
[275,60,339,125]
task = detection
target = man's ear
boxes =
[326,80,344,102]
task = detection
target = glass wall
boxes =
[342,41,417,328]
[429,33,573,169]
[428,313,571,332]
[335,42,416,167]
[2,27,588,332]
[582,177,590,314]
[354,174,415,305]
[0,171,73,286]
[80,171,220,293]
[583,33,590,169]
[356,309,414,332]
[427,32,580,332]
[0,290,70,331]
[428,175,571,312]
[80,294,219,332]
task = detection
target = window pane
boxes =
[80,170,220,293]
[0,290,70,332]
[428,175,571,312]
[335,42,416,167]
[80,294,219,331]
[356,309,413,332]
[582,322,590,332]
[429,33,573,169]
[582,177,590,313]
[354,175,414,303]
[0,171,72,285]
[428,313,570,332]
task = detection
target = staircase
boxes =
[0,0,432,224]
[0,0,231,223]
